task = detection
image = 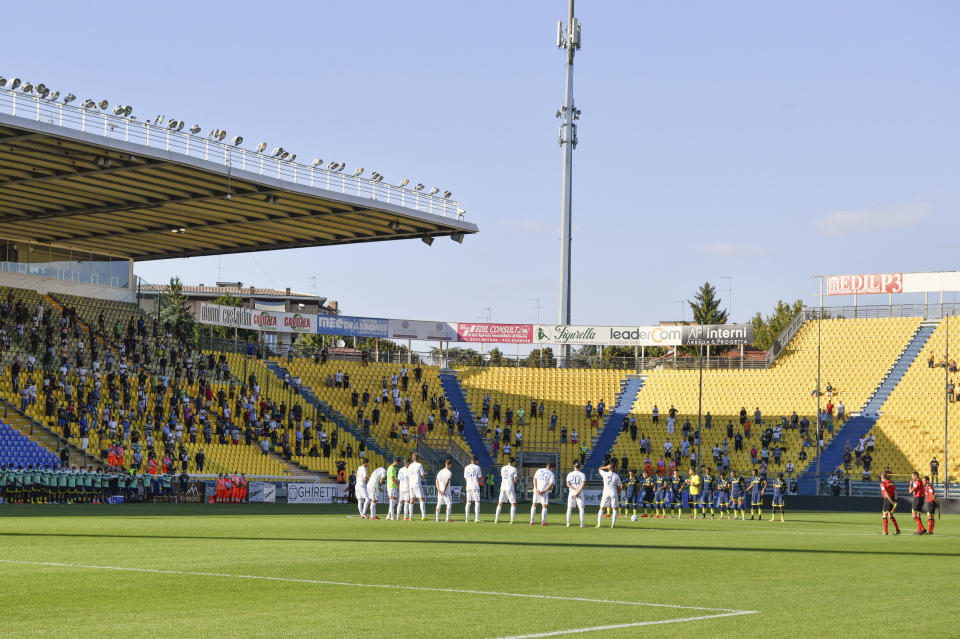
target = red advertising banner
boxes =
[826,273,903,296]
[456,323,533,344]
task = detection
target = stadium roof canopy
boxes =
[0,88,477,261]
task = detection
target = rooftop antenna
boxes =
[556,0,581,366]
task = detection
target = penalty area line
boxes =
[0,559,758,618]
[493,610,759,639]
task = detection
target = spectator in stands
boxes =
[570,428,579,444]
[560,427,567,444]
[584,401,592,418]
[597,399,605,418]
[750,446,758,465]
[836,401,845,423]
[929,354,936,368]
[739,407,747,426]
[743,419,751,439]
[930,458,940,483]
[652,405,658,424]
[550,411,558,432]
[666,413,675,435]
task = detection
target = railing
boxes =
[0,87,463,219]
[807,303,960,321]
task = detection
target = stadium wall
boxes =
[0,272,136,303]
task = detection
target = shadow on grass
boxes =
[0,531,954,558]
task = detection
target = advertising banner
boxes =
[826,273,903,296]
[197,303,313,333]
[580,489,604,506]
[456,323,533,344]
[248,482,276,503]
[287,482,347,504]
[252,310,314,334]
[316,314,389,338]
[198,303,257,330]
[419,485,462,503]
[388,319,458,342]
[680,323,753,346]
[533,324,683,347]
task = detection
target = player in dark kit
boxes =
[922,477,939,535]
[908,472,927,535]
[880,471,901,535]
[769,473,786,522]
[729,470,746,520]
[625,470,640,518]
[699,468,716,519]
[640,471,655,517]
[747,470,766,520]
[653,472,667,518]
[670,469,684,518]
[716,471,730,519]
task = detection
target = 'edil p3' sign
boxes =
[826,273,903,296]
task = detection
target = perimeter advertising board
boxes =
[533,324,683,347]
[316,314,389,338]
[826,273,903,296]
[197,302,313,333]
[456,323,533,344]
[287,483,347,504]
[388,319,458,342]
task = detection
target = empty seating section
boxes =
[457,367,625,470]
[285,358,461,464]
[0,422,60,469]
[869,317,959,481]
[224,353,385,475]
[610,317,921,475]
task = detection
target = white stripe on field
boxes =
[495,610,758,639]
[0,559,756,614]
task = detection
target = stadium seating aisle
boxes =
[455,367,627,470]
[284,357,467,464]
[607,317,922,478]
[868,317,960,481]
[0,422,61,469]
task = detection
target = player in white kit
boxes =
[494,457,519,524]
[435,459,454,522]
[407,453,427,520]
[565,461,586,527]
[355,459,369,518]
[530,462,556,526]
[463,456,482,522]
[596,460,622,528]
[397,458,411,520]
[366,465,386,519]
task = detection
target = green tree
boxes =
[526,348,556,368]
[688,282,728,325]
[487,348,505,366]
[750,299,804,350]
[160,276,196,343]
[431,346,481,367]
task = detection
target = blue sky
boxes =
[3,1,957,330]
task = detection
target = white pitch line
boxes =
[494,610,758,639]
[0,559,756,615]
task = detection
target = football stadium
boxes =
[0,3,957,638]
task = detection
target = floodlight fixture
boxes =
[83,99,96,109]
[0,77,6,87]
[21,82,33,93]
[232,136,243,146]
[153,114,164,125]
[414,183,424,191]
[255,141,267,153]
[352,168,364,177]
[326,161,337,170]
[287,154,296,162]
[428,186,439,195]
[451,232,464,244]
[98,99,108,110]
[217,130,227,142]
[335,163,345,173]
[388,220,401,232]
[36,84,49,98]
[272,147,283,157]
[264,195,280,205]
[399,178,410,188]
[170,227,186,234]
[312,158,322,167]
[280,151,289,160]
[123,105,132,116]
[63,93,75,104]
[9,78,20,91]
[442,191,452,199]
[176,121,184,131]
[113,106,125,115]
[189,124,201,134]
[421,235,434,246]
[48,91,60,101]
[168,119,178,128]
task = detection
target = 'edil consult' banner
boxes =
[826,273,903,296]
[456,323,533,344]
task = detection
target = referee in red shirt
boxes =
[880,471,901,535]
[922,477,939,535]
[909,471,927,535]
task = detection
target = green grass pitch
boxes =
[0,504,956,638]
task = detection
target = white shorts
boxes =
[567,495,584,510]
[499,488,516,504]
[465,488,480,502]
[532,492,550,506]
[600,493,619,508]
[387,487,398,499]
[399,490,410,501]
[437,494,452,507]
[409,486,424,500]
[366,484,379,501]
[355,485,368,500]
